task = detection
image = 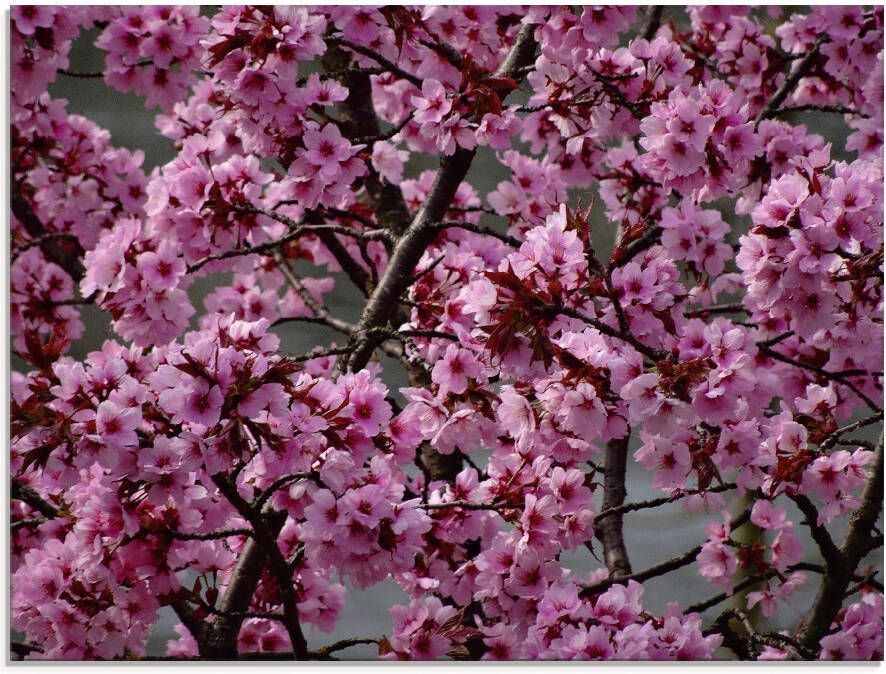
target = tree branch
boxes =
[11,182,85,280]
[580,507,752,598]
[760,346,882,411]
[798,433,884,653]
[595,482,737,521]
[819,411,884,451]
[641,7,664,41]
[419,500,507,512]
[437,220,521,247]
[168,528,253,542]
[329,38,423,88]
[788,494,843,571]
[323,41,413,236]
[211,475,309,660]
[596,433,633,579]
[341,23,539,375]
[11,480,59,518]
[755,35,826,126]
[549,304,667,362]
[713,608,815,660]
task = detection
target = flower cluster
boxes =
[639,82,762,201]
[10,5,884,664]
[96,7,209,110]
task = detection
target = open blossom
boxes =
[411,79,452,125]
[371,140,409,184]
[432,344,482,396]
[9,5,884,664]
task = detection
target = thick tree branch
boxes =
[341,23,539,375]
[798,433,884,653]
[303,210,373,296]
[641,7,664,41]
[596,433,633,580]
[11,641,44,658]
[211,475,309,660]
[201,534,272,658]
[788,494,843,570]
[172,602,207,646]
[323,43,413,236]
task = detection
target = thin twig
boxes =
[419,500,508,512]
[685,303,748,318]
[595,482,737,521]
[819,412,884,451]
[437,220,521,247]
[760,346,881,411]
[550,304,667,362]
[580,507,752,598]
[330,38,423,87]
[756,35,826,126]
[311,637,380,660]
[775,104,869,118]
[168,528,253,542]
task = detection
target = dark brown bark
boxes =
[641,7,664,41]
[341,24,539,375]
[203,477,308,660]
[322,44,412,236]
[596,434,633,579]
[581,507,753,598]
[11,183,85,281]
[200,530,278,659]
[798,433,884,653]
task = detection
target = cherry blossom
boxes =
[9,4,884,664]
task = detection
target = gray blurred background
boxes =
[30,9,880,659]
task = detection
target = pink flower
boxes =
[750,499,787,531]
[136,241,185,291]
[303,123,355,177]
[801,452,850,503]
[507,550,555,599]
[12,5,56,35]
[560,382,607,437]
[371,140,409,184]
[697,540,738,590]
[431,344,482,396]
[160,379,223,428]
[411,79,451,125]
[95,400,141,448]
[345,370,391,436]
[497,386,536,441]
